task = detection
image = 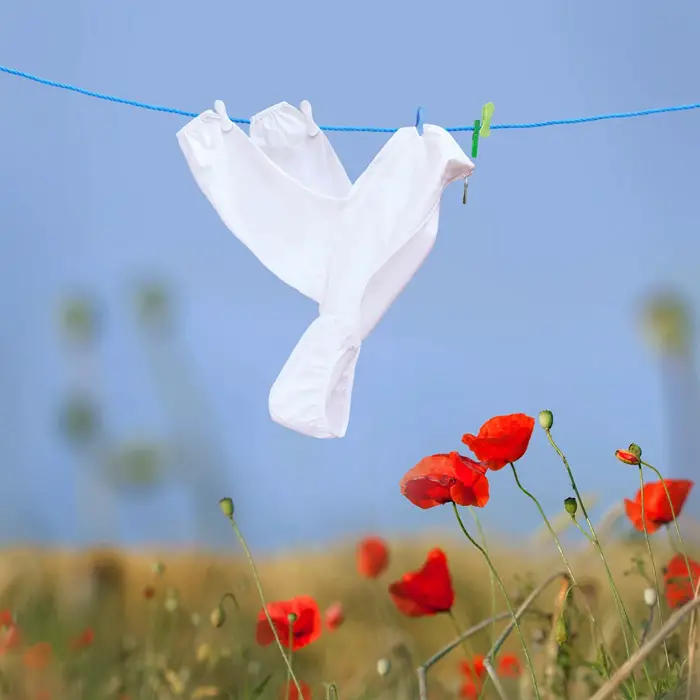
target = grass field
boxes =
[0,525,692,700]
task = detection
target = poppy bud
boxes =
[628,443,642,459]
[538,410,554,430]
[152,562,166,577]
[554,615,568,645]
[196,643,212,662]
[287,612,298,622]
[615,449,641,466]
[564,497,577,516]
[644,588,657,607]
[219,498,234,518]
[210,605,226,628]
[376,658,391,677]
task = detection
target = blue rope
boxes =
[2,63,700,133]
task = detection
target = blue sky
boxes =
[1,0,700,553]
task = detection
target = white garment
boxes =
[177,101,474,439]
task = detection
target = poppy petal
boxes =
[461,414,535,470]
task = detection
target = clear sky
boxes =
[1,0,700,554]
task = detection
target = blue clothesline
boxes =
[2,63,700,133]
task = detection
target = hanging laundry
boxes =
[177,100,474,439]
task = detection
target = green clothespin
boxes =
[480,102,495,137]
[465,102,495,204]
[471,119,481,158]
[471,102,495,158]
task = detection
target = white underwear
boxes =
[177,100,474,438]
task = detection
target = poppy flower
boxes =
[143,585,156,600]
[498,653,522,677]
[400,452,489,509]
[460,655,486,698]
[461,654,486,683]
[0,622,21,654]
[357,537,390,579]
[615,449,641,466]
[0,610,12,627]
[388,548,454,617]
[280,681,312,700]
[255,596,321,651]
[461,414,535,471]
[460,682,480,699]
[324,602,344,631]
[70,627,95,651]
[23,642,53,670]
[664,554,700,609]
[624,479,694,534]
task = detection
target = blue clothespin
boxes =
[415,106,424,136]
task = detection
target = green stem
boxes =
[469,505,496,648]
[287,625,294,700]
[447,609,475,660]
[546,429,649,697]
[226,515,303,700]
[509,462,610,668]
[666,526,680,555]
[452,503,542,700]
[448,610,489,700]
[637,465,671,670]
[640,461,693,590]
[546,431,637,649]
[219,591,240,610]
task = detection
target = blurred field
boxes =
[0,529,692,700]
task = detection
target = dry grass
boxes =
[0,530,691,699]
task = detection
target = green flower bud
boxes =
[615,449,640,466]
[627,443,642,459]
[210,605,226,628]
[555,615,568,645]
[376,658,391,677]
[538,410,554,430]
[287,612,298,623]
[219,498,234,518]
[564,497,578,517]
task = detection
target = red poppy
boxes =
[460,682,479,699]
[23,642,52,671]
[0,610,19,655]
[256,596,321,651]
[280,681,312,700]
[460,655,486,698]
[357,537,390,579]
[388,548,454,617]
[664,554,700,609]
[324,602,344,631]
[461,414,535,471]
[615,449,640,466]
[143,585,156,600]
[70,627,95,651]
[498,653,522,677]
[400,452,489,509]
[0,622,20,655]
[624,479,694,534]
[461,654,486,683]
